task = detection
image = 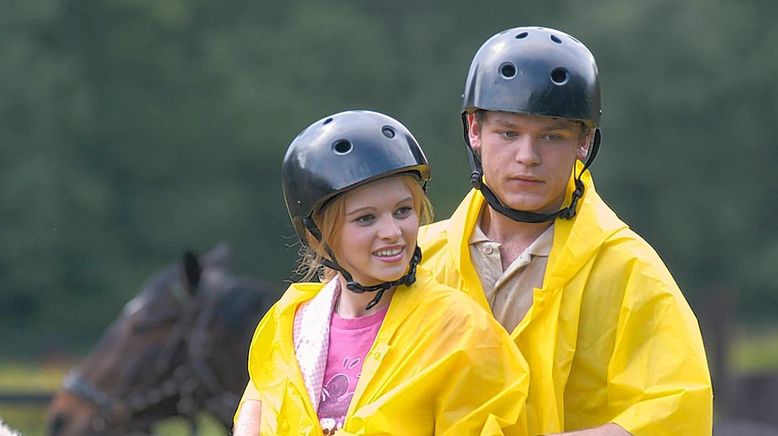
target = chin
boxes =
[377,272,406,283]
[370,267,408,284]
[503,201,544,213]
[501,195,553,214]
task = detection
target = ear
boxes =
[467,113,483,152]
[183,250,202,295]
[577,128,593,161]
[203,241,230,269]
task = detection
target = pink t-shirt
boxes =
[317,306,388,433]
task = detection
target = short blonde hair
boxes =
[295,174,432,282]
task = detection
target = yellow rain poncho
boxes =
[239,268,530,435]
[418,165,713,435]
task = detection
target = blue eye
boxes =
[355,214,375,224]
[394,206,413,218]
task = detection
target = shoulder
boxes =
[600,226,678,286]
[565,183,685,306]
[417,219,459,281]
[577,184,674,281]
[418,218,451,250]
[403,270,502,332]
[418,189,480,251]
[250,282,321,337]
[577,211,686,315]
[265,281,321,310]
[605,226,665,260]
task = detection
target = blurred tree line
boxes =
[1,0,775,357]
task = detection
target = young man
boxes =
[418,27,713,435]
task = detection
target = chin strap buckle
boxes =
[340,247,422,310]
[559,179,585,220]
[470,171,482,189]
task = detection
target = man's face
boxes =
[468,111,590,215]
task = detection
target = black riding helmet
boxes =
[462,26,602,223]
[282,110,431,309]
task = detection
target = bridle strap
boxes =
[61,369,116,416]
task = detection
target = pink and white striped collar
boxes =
[293,276,340,411]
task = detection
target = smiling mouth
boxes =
[374,247,404,257]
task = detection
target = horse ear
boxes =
[183,250,202,294]
[203,241,231,269]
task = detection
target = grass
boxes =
[0,360,69,392]
[0,360,69,435]
[1,405,225,436]
[731,327,778,373]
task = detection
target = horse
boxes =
[46,243,274,435]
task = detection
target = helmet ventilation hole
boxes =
[499,62,517,79]
[515,32,528,39]
[550,67,569,85]
[323,117,333,125]
[382,126,396,138]
[332,139,352,155]
[550,35,562,44]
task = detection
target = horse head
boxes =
[46,243,271,435]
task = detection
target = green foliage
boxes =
[733,327,778,373]
[0,0,775,358]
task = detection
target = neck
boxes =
[481,204,553,248]
[335,276,394,318]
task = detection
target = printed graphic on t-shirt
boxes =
[317,305,387,434]
[318,357,361,433]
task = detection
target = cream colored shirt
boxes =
[469,219,554,332]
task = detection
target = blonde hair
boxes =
[295,174,432,282]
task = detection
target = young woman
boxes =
[233,110,529,435]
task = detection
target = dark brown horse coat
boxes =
[47,244,273,435]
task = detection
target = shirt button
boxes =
[483,245,494,254]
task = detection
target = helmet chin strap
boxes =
[303,217,422,310]
[461,112,600,223]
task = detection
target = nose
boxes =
[376,216,402,240]
[513,137,541,166]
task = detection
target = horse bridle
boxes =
[62,283,240,434]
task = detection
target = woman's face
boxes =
[331,177,419,286]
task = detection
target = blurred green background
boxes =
[1,0,776,433]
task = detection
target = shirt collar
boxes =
[469,206,554,258]
[527,224,554,258]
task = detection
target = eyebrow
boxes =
[345,196,413,216]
